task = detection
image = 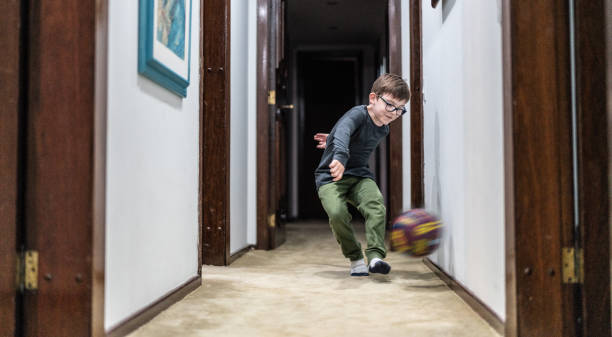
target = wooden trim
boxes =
[229,245,255,264]
[387,0,403,220]
[93,0,109,336]
[267,0,279,249]
[501,0,517,335]
[106,276,201,337]
[0,1,22,335]
[409,0,424,208]
[198,0,204,276]
[267,0,286,249]
[575,1,611,335]
[503,1,577,336]
[423,258,504,335]
[224,0,232,266]
[202,0,231,266]
[257,0,271,250]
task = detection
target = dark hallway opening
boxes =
[284,0,389,221]
[297,52,362,218]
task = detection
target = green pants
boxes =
[317,176,387,262]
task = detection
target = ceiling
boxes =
[286,0,387,46]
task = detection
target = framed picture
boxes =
[139,0,192,97]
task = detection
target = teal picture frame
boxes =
[139,0,193,97]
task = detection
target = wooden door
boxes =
[0,1,105,336]
[503,0,610,336]
[273,61,290,248]
[269,0,287,248]
[256,0,271,249]
[257,0,287,249]
[573,1,610,335]
[0,1,23,336]
[23,1,102,336]
[503,1,578,335]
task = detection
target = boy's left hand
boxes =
[329,160,345,181]
[313,133,329,149]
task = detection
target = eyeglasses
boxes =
[378,95,407,116]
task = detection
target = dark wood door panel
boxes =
[575,1,611,335]
[202,0,231,265]
[409,0,423,209]
[23,1,96,335]
[256,0,271,250]
[504,1,578,336]
[388,0,403,219]
[0,1,23,336]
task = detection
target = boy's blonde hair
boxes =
[371,73,410,102]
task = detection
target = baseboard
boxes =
[106,275,201,337]
[423,258,504,335]
[230,244,254,264]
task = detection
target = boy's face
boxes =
[368,92,407,125]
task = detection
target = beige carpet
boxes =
[128,221,501,337]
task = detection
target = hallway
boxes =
[128,222,500,337]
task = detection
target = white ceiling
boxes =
[286,0,387,46]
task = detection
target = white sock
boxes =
[350,259,368,275]
[351,259,366,268]
[369,257,382,268]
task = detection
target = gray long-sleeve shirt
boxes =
[314,105,389,189]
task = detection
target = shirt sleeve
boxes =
[331,108,365,167]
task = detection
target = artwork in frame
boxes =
[139,0,192,97]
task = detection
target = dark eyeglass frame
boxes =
[377,95,407,116]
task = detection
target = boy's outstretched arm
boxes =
[331,112,362,168]
[313,133,329,149]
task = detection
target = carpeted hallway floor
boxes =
[128,221,501,337]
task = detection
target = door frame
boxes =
[408,0,424,208]
[503,0,610,336]
[293,48,368,219]
[0,1,25,336]
[573,1,610,335]
[201,0,232,266]
[256,0,273,249]
[256,0,407,246]
[502,1,577,334]
[0,0,108,335]
[93,0,109,335]
[388,0,406,216]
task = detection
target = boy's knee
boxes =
[362,200,386,218]
[326,205,349,223]
[373,203,386,218]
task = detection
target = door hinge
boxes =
[562,247,583,284]
[268,213,276,228]
[268,90,276,105]
[16,250,39,292]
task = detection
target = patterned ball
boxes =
[390,209,442,257]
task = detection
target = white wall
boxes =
[462,0,505,318]
[247,0,258,247]
[105,0,200,330]
[413,0,505,319]
[230,0,258,254]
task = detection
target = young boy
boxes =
[314,73,410,276]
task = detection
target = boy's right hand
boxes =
[329,159,345,181]
[313,133,329,149]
